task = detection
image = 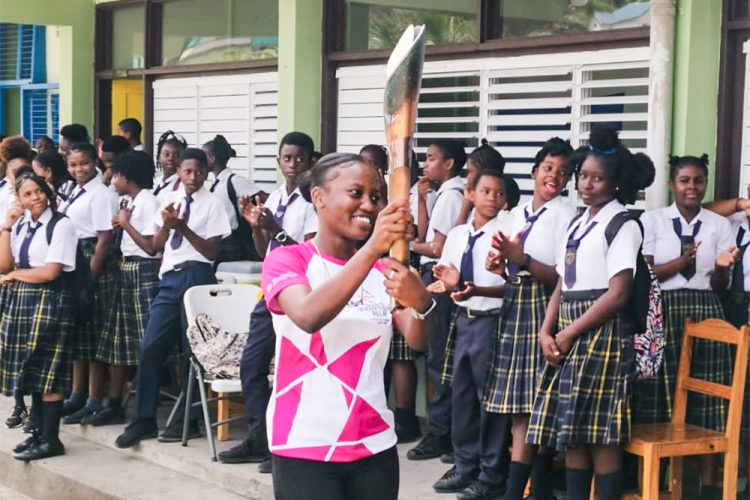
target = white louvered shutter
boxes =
[739,40,750,197]
[152,72,278,191]
[336,47,650,206]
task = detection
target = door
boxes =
[111,79,144,138]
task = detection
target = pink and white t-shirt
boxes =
[261,241,396,463]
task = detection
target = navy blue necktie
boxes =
[459,231,484,289]
[270,193,299,250]
[210,177,221,193]
[508,206,547,277]
[672,218,702,280]
[732,226,749,293]
[61,187,85,214]
[18,221,41,269]
[0,179,6,189]
[563,221,598,288]
[114,198,131,250]
[170,195,193,250]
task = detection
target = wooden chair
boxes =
[623,318,749,499]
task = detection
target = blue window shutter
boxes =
[0,23,45,84]
[21,85,58,144]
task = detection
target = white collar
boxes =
[435,175,463,195]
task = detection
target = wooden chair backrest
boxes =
[672,318,750,443]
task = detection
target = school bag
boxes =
[225,174,261,262]
[187,313,248,379]
[603,211,664,380]
[15,211,94,319]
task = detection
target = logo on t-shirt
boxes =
[348,288,390,325]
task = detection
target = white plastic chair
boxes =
[215,260,262,285]
[180,284,261,460]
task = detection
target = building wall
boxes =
[0,0,95,132]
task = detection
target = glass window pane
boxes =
[734,0,750,19]
[112,6,145,69]
[500,0,650,39]
[346,1,477,51]
[161,0,278,66]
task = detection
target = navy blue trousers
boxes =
[239,298,275,435]
[135,262,215,421]
[421,265,454,437]
[452,312,510,485]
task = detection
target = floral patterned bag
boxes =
[605,212,665,380]
[187,313,248,379]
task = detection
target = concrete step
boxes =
[0,396,450,499]
[0,484,36,500]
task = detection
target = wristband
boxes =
[410,298,437,320]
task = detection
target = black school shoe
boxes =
[61,398,85,417]
[158,419,200,442]
[115,419,158,448]
[218,432,268,464]
[395,419,422,444]
[62,406,96,425]
[13,432,39,454]
[83,406,126,426]
[433,466,478,493]
[258,455,272,474]
[5,405,28,429]
[14,438,65,461]
[441,452,455,464]
[407,431,451,461]
[458,480,506,500]
[22,416,37,434]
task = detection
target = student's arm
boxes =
[90,231,113,280]
[454,193,473,227]
[1,263,64,285]
[416,179,431,241]
[411,231,447,259]
[0,228,14,274]
[539,278,563,365]
[115,209,157,256]
[645,253,693,282]
[152,223,170,253]
[493,232,558,288]
[271,201,425,333]
[711,220,741,291]
[704,198,750,217]
[450,282,505,301]
[179,227,222,261]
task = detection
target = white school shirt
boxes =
[153,173,181,204]
[264,183,318,253]
[420,175,464,265]
[61,176,118,239]
[261,241,396,463]
[120,189,161,259]
[509,196,578,269]
[641,204,735,291]
[728,213,750,291]
[208,168,261,230]
[11,207,77,272]
[556,199,642,292]
[133,144,145,152]
[439,213,513,310]
[0,178,16,225]
[153,185,231,277]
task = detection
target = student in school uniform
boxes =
[117,118,144,152]
[59,142,120,425]
[407,139,466,462]
[58,124,89,157]
[455,139,506,227]
[217,132,317,471]
[0,174,77,461]
[152,131,187,203]
[202,134,265,264]
[526,124,655,500]
[85,151,161,426]
[99,135,130,187]
[114,148,231,448]
[636,154,738,499]
[32,150,75,203]
[427,169,514,500]
[0,136,35,429]
[483,138,576,500]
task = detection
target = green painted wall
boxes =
[277,0,322,148]
[671,0,722,197]
[0,0,95,133]
[3,88,21,135]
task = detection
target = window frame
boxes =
[94,0,279,149]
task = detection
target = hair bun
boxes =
[589,123,621,151]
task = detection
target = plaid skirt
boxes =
[440,308,461,385]
[483,277,550,414]
[526,299,634,451]
[0,280,74,396]
[389,329,423,361]
[632,289,731,431]
[96,258,160,366]
[75,239,120,361]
